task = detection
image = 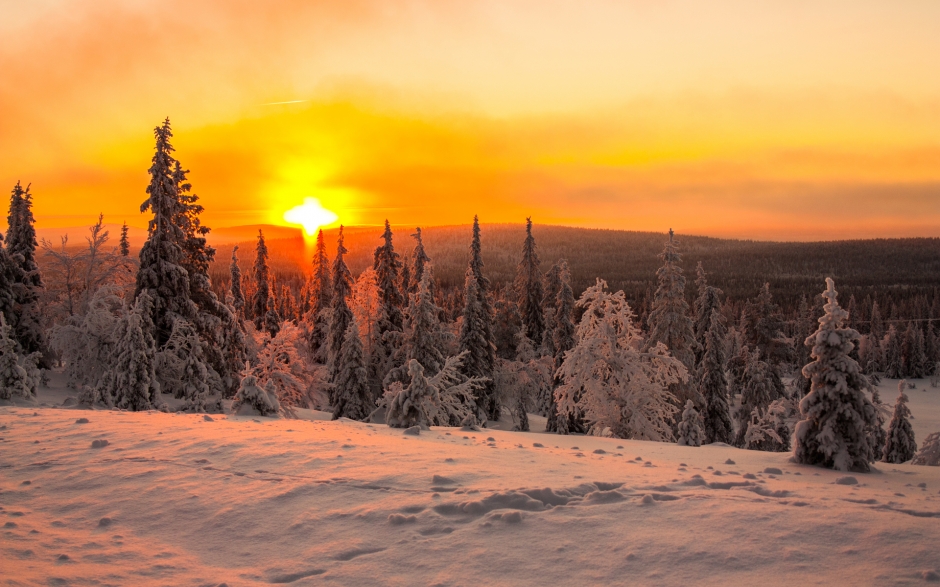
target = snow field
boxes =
[2,397,940,587]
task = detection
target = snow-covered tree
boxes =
[882,381,917,464]
[229,245,245,317]
[0,315,40,400]
[692,262,723,365]
[6,181,47,363]
[384,352,484,428]
[332,321,372,421]
[493,294,523,360]
[107,291,163,412]
[249,323,308,411]
[371,221,405,385]
[677,400,705,447]
[305,228,332,363]
[516,218,545,347]
[912,431,940,466]
[698,311,734,444]
[407,226,431,297]
[744,398,794,452]
[349,267,382,367]
[647,229,696,372]
[547,260,577,433]
[793,278,877,472]
[883,325,902,379]
[250,230,271,331]
[386,359,439,429]
[232,371,281,417]
[156,318,218,412]
[135,119,197,347]
[459,216,498,421]
[741,283,791,368]
[866,385,890,460]
[555,279,687,441]
[119,222,130,257]
[734,349,780,447]
[328,227,354,391]
[264,297,281,339]
[541,261,563,356]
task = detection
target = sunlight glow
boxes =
[283,197,339,236]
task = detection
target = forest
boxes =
[2,119,938,472]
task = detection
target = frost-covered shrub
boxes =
[495,355,552,431]
[745,398,796,452]
[384,353,485,428]
[793,279,876,472]
[882,381,917,464]
[232,372,280,417]
[248,323,309,410]
[912,432,940,466]
[156,319,220,412]
[554,279,687,441]
[386,360,438,428]
[677,400,704,447]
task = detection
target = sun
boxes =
[283,197,339,236]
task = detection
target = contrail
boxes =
[259,99,308,106]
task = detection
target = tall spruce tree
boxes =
[459,216,498,421]
[251,230,270,331]
[408,227,431,297]
[119,222,130,257]
[5,181,47,364]
[516,218,545,347]
[698,311,734,444]
[108,291,162,411]
[541,261,563,356]
[332,321,371,421]
[647,229,696,371]
[793,278,877,472]
[371,220,405,387]
[328,226,354,389]
[882,381,917,464]
[547,260,577,433]
[306,228,332,362]
[135,118,197,347]
[692,263,723,366]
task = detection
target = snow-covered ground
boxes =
[2,376,940,586]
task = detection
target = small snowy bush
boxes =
[0,315,39,400]
[882,381,917,464]
[232,372,281,417]
[677,400,704,447]
[911,432,940,466]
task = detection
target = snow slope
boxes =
[2,380,940,586]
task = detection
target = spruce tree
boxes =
[516,218,545,347]
[306,228,332,362]
[371,220,405,387]
[793,278,877,472]
[0,315,39,400]
[734,350,779,447]
[647,229,696,372]
[264,298,281,339]
[911,326,928,378]
[547,260,577,433]
[332,321,372,421]
[883,325,902,379]
[698,311,734,444]
[386,359,440,428]
[912,432,940,466]
[135,118,197,347]
[882,381,917,464]
[677,400,705,447]
[404,268,446,377]
[458,216,498,421]
[692,262,723,365]
[119,222,130,257]
[108,292,162,411]
[328,226,354,389]
[6,181,47,362]
[541,261,563,356]
[229,246,245,317]
[408,227,431,297]
[251,230,270,331]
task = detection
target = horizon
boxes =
[2,1,940,241]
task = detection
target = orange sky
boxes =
[2,0,940,240]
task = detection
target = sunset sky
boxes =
[2,1,939,240]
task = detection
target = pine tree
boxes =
[328,226,354,389]
[459,216,498,421]
[793,278,877,472]
[647,229,697,372]
[306,228,332,362]
[251,230,270,330]
[555,279,687,440]
[698,311,735,444]
[229,246,245,317]
[912,432,940,466]
[547,260,577,433]
[677,400,705,447]
[108,292,162,412]
[516,218,545,347]
[119,222,130,257]
[882,381,917,464]
[135,118,197,347]
[332,321,372,421]
[6,181,47,362]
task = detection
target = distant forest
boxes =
[208,224,940,331]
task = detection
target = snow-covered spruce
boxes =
[911,431,940,466]
[332,321,371,421]
[304,228,332,363]
[370,220,405,390]
[384,352,485,428]
[250,230,271,331]
[516,217,545,348]
[229,246,245,317]
[546,259,576,433]
[866,386,890,461]
[0,314,40,400]
[744,398,795,452]
[734,350,780,447]
[232,371,280,417]
[156,318,218,412]
[646,229,697,374]
[882,381,917,464]
[677,400,705,447]
[106,291,163,412]
[6,181,48,364]
[555,279,687,441]
[697,311,734,444]
[793,278,876,472]
[328,226,355,391]
[248,323,308,412]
